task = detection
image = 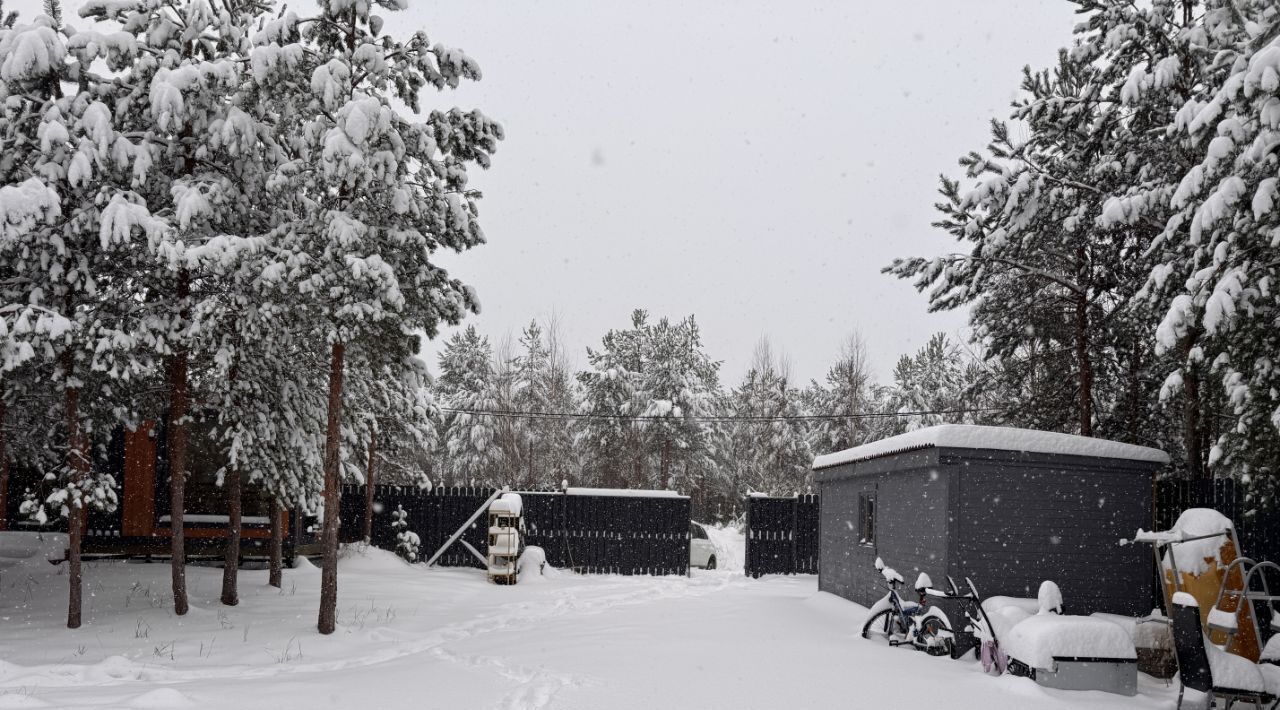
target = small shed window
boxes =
[858,493,876,546]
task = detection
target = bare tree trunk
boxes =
[1181,335,1204,479]
[318,341,346,635]
[269,498,283,588]
[1073,288,1094,437]
[64,355,87,629]
[220,466,241,606]
[1125,348,1142,442]
[168,268,191,616]
[363,427,376,544]
[0,382,8,531]
[661,439,671,489]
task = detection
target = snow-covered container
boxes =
[487,493,524,584]
[812,425,1167,616]
[1003,614,1138,695]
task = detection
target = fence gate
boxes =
[744,494,819,578]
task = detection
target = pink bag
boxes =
[980,641,1008,674]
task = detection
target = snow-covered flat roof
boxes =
[564,487,686,498]
[811,424,1170,470]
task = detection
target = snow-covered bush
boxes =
[390,506,420,563]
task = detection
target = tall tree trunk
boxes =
[221,355,243,605]
[1125,348,1143,443]
[220,466,241,606]
[1182,336,1205,479]
[318,341,346,635]
[363,427,376,544]
[64,357,88,629]
[167,268,191,616]
[0,381,8,531]
[661,438,672,488]
[268,498,283,588]
[1073,290,1094,437]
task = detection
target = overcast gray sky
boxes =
[24,0,1079,385]
[409,1,1077,384]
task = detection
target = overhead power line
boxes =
[436,407,1004,423]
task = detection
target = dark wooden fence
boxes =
[743,494,819,578]
[1155,478,1280,564]
[340,485,691,575]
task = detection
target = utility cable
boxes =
[437,407,1004,423]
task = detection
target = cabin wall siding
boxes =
[816,447,1155,616]
[816,450,950,607]
[948,452,1153,615]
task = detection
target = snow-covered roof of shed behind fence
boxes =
[811,424,1170,470]
[565,487,686,498]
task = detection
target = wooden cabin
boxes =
[3,416,318,561]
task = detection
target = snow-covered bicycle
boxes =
[860,558,954,656]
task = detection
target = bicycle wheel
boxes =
[917,613,953,657]
[861,609,907,644]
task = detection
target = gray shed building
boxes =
[813,425,1168,616]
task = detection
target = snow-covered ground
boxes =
[702,520,746,573]
[0,531,1178,709]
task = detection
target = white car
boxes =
[690,522,717,570]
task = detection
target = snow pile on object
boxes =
[1002,614,1136,669]
[1092,612,1173,650]
[565,487,684,498]
[518,545,557,582]
[1164,508,1235,575]
[1173,591,1199,607]
[812,424,1170,469]
[1208,605,1239,631]
[982,596,1037,640]
[1205,640,1266,692]
[490,493,523,516]
[1262,634,1280,662]
[1037,581,1063,615]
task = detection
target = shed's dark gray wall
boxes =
[816,447,1155,616]
[948,449,1153,615]
[818,450,950,604]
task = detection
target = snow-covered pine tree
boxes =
[247,0,502,630]
[630,311,720,492]
[505,319,580,489]
[436,325,499,486]
[0,0,170,626]
[75,0,284,616]
[884,334,979,432]
[390,504,419,562]
[1129,0,1280,506]
[538,316,583,487]
[577,313,648,488]
[806,332,883,455]
[578,310,723,493]
[511,321,549,487]
[1055,0,1239,475]
[727,339,810,497]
